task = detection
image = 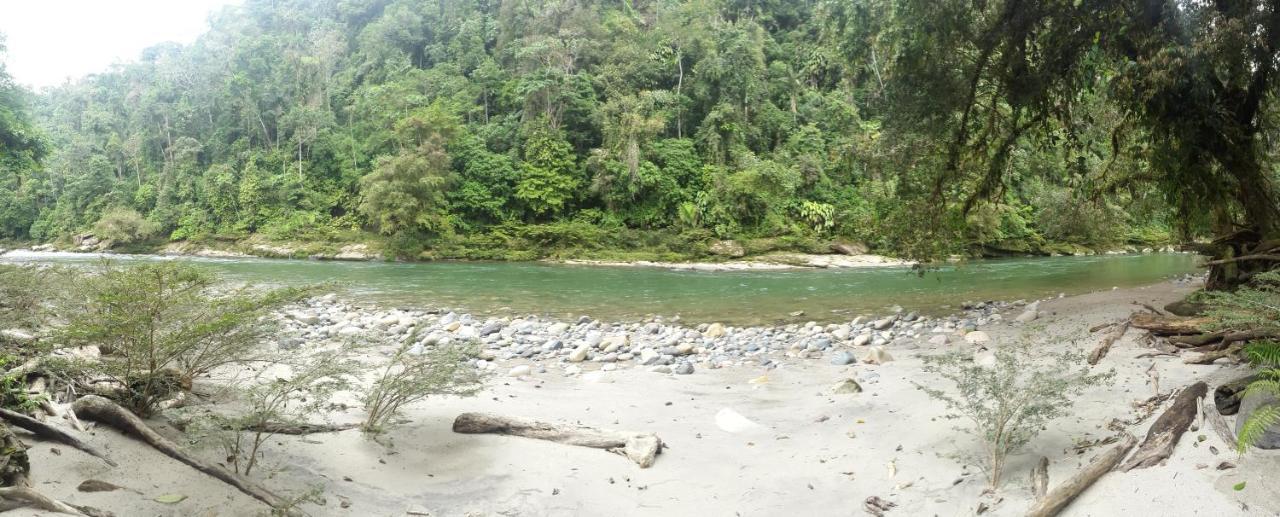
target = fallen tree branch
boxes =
[1025,433,1136,517]
[452,412,664,468]
[1088,321,1119,333]
[1129,314,1210,336]
[1168,332,1224,348]
[167,416,358,435]
[1183,344,1244,365]
[71,395,291,512]
[1202,253,1280,266]
[0,407,115,466]
[1204,395,1237,450]
[1133,302,1164,315]
[1121,382,1207,471]
[1088,322,1130,365]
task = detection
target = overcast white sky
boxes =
[0,0,242,89]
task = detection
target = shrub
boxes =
[361,333,487,434]
[60,261,304,416]
[93,207,159,245]
[193,348,353,475]
[915,341,1113,489]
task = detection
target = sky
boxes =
[0,0,242,89]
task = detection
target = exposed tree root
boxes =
[70,395,291,512]
[452,412,664,468]
[0,408,116,466]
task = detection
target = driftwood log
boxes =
[1088,322,1130,365]
[1129,314,1210,336]
[1183,343,1243,365]
[71,395,290,512]
[1121,382,1208,471]
[0,407,116,466]
[452,412,664,468]
[1024,433,1136,517]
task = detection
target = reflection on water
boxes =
[0,251,1201,325]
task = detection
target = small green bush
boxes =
[915,341,1114,489]
[93,207,159,245]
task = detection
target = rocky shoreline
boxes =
[271,272,1199,379]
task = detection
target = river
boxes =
[0,251,1200,325]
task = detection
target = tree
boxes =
[515,125,579,219]
[358,105,459,236]
[883,0,1280,285]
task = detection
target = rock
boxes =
[973,350,997,368]
[709,240,746,258]
[830,242,869,255]
[928,334,948,346]
[444,321,462,332]
[675,343,695,356]
[479,322,504,336]
[830,351,857,366]
[638,348,661,365]
[508,365,532,377]
[832,326,852,340]
[77,479,123,493]
[337,326,363,337]
[288,311,320,325]
[0,329,36,343]
[1014,310,1038,323]
[547,322,570,334]
[704,322,726,338]
[1235,391,1280,449]
[860,346,893,365]
[873,318,894,331]
[715,407,763,433]
[964,331,991,344]
[568,345,590,363]
[564,365,582,376]
[649,365,673,374]
[455,326,478,339]
[832,378,863,394]
[1165,299,1207,317]
[673,362,695,375]
[852,334,872,347]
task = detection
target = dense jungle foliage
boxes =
[0,0,1254,260]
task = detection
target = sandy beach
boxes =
[11,278,1278,517]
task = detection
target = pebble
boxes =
[265,294,1025,377]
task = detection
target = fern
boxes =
[1244,340,1280,368]
[1237,404,1280,453]
[1204,272,1280,452]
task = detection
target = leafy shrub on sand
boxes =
[915,341,1113,489]
[361,332,487,434]
[60,261,304,415]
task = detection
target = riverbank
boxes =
[21,275,1278,516]
[11,229,1186,271]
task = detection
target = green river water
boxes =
[0,251,1200,325]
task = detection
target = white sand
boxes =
[13,280,1280,516]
